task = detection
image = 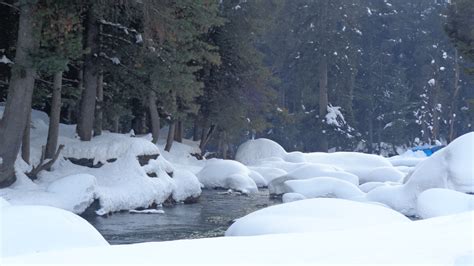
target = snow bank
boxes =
[62,133,160,165]
[364,166,405,183]
[417,188,474,219]
[367,132,474,216]
[235,138,287,165]
[3,204,473,264]
[46,174,97,213]
[196,159,258,193]
[1,204,108,257]
[226,198,410,236]
[285,177,366,200]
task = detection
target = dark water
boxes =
[85,189,280,244]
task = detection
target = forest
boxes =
[1,0,473,186]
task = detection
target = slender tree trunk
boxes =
[318,55,329,152]
[368,115,374,154]
[165,122,175,152]
[77,3,99,141]
[174,120,183,143]
[112,116,120,133]
[148,91,160,143]
[0,3,39,187]
[93,72,104,136]
[45,71,63,159]
[22,109,31,164]
[449,49,461,143]
[199,124,216,152]
[192,118,200,141]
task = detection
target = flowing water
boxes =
[85,189,280,244]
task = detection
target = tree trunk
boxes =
[148,91,160,143]
[368,115,374,154]
[112,116,120,133]
[192,118,200,141]
[174,120,183,143]
[45,71,63,159]
[77,4,99,141]
[165,122,175,152]
[318,55,329,152]
[93,72,104,136]
[199,124,216,152]
[22,109,31,164]
[0,3,39,187]
[449,49,461,143]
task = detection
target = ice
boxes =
[1,204,108,257]
[129,209,165,214]
[417,188,474,218]
[225,198,410,236]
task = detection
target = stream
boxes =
[85,189,280,244]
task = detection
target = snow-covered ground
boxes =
[2,198,473,264]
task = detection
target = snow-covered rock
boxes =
[226,198,410,236]
[171,169,202,202]
[62,133,160,165]
[235,138,287,165]
[359,181,387,193]
[196,159,258,193]
[282,192,306,203]
[248,166,287,184]
[248,170,268,187]
[46,174,97,214]
[285,177,366,200]
[367,132,474,216]
[1,204,108,257]
[417,188,474,219]
[364,166,405,183]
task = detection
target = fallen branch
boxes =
[27,144,64,180]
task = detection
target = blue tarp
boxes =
[411,145,445,156]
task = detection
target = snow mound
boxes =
[46,174,97,213]
[171,169,202,202]
[235,138,287,165]
[225,198,410,236]
[364,166,405,183]
[282,192,306,203]
[0,197,10,208]
[417,188,474,219]
[62,133,160,164]
[248,166,287,184]
[359,181,387,193]
[367,132,474,216]
[285,177,366,200]
[304,152,393,183]
[196,159,258,193]
[284,164,359,185]
[1,205,108,257]
[248,170,268,187]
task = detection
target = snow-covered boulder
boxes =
[226,198,410,236]
[196,159,258,193]
[171,169,202,202]
[248,170,268,187]
[367,132,474,216]
[417,188,474,219]
[46,174,97,214]
[364,167,405,183]
[359,181,387,193]
[1,205,108,257]
[62,133,160,165]
[249,166,287,184]
[235,138,287,165]
[282,192,306,203]
[285,177,366,200]
[304,152,393,183]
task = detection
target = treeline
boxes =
[0,0,473,187]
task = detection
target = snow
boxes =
[325,105,346,127]
[428,78,436,86]
[1,204,108,257]
[45,174,97,213]
[284,177,366,201]
[170,169,202,202]
[417,188,474,219]
[364,166,405,182]
[248,166,287,184]
[61,133,160,165]
[282,192,306,203]
[235,138,287,165]
[196,159,258,193]
[0,55,13,64]
[129,209,165,214]
[2,200,473,264]
[226,198,410,236]
[367,132,474,216]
